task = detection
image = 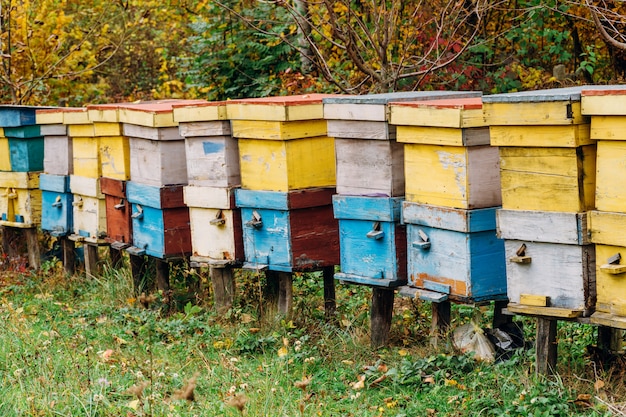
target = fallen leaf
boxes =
[341,360,354,366]
[371,374,387,386]
[126,381,149,400]
[423,376,435,385]
[294,376,312,390]
[377,364,388,373]
[352,375,366,390]
[226,393,248,414]
[241,313,253,324]
[398,349,409,356]
[101,349,114,362]
[126,399,140,410]
[249,327,261,333]
[172,373,199,402]
[594,380,605,391]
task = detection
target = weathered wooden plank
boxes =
[581,86,626,116]
[41,188,73,236]
[335,137,404,196]
[8,137,44,172]
[44,136,73,176]
[69,175,102,198]
[0,188,41,226]
[0,137,10,171]
[403,203,497,233]
[499,145,596,212]
[0,171,39,189]
[596,140,626,212]
[594,243,626,316]
[497,209,589,245]
[327,120,395,140]
[231,119,328,140]
[535,318,558,375]
[189,206,244,262]
[504,240,595,312]
[71,194,107,240]
[0,105,39,127]
[589,210,626,247]
[404,143,501,209]
[72,137,101,178]
[36,108,65,125]
[129,204,191,258]
[227,94,334,121]
[389,97,485,128]
[370,288,395,348]
[185,136,240,187]
[396,126,490,146]
[5,125,41,139]
[68,124,94,137]
[178,120,231,138]
[100,135,130,180]
[62,108,90,125]
[589,115,626,140]
[210,266,235,312]
[123,124,182,141]
[333,195,403,222]
[172,101,227,123]
[40,124,67,136]
[591,311,626,330]
[236,188,335,211]
[238,136,336,192]
[489,124,592,147]
[87,104,121,123]
[129,137,188,186]
[117,99,206,127]
[183,185,237,209]
[126,182,185,209]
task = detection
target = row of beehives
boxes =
[1,87,626,328]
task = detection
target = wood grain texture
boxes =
[129,138,188,186]
[595,243,626,316]
[126,182,185,209]
[178,120,231,137]
[172,101,227,123]
[389,99,485,128]
[497,209,589,245]
[104,191,132,244]
[404,143,501,209]
[333,195,403,222]
[123,124,182,141]
[483,101,586,125]
[69,175,102,198]
[189,206,244,262]
[0,188,41,226]
[589,116,626,140]
[489,124,592,147]
[72,194,107,239]
[581,89,626,116]
[238,136,336,192]
[44,136,73,176]
[335,137,404,197]
[504,239,595,311]
[40,124,67,136]
[227,94,333,121]
[327,120,394,140]
[0,171,39,189]
[185,136,241,187]
[402,203,497,232]
[589,210,626,247]
[231,119,327,140]
[596,140,626,212]
[236,188,335,211]
[39,174,70,193]
[396,126,489,146]
[184,185,237,209]
[131,204,191,258]
[499,145,596,212]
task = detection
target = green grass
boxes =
[0,256,623,416]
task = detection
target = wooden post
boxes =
[210,266,235,313]
[430,300,451,348]
[598,326,623,354]
[323,266,336,319]
[277,272,293,316]
[129,254,148,294]
[84,243,99,278]
[155,258,171,304]
[109,247,124,269]
[61,238,75,276]
[24,228,40,270]
[492,300,513,329]
[536,317,558,375]
[370,287,394,349]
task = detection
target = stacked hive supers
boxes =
[324,92,481,288]
[582,87,626,328]
[172,101,244,267]
[389,96,505,303]
[227,95,340,272]
[483,87,596,318]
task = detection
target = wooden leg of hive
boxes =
[25,227,40,270]
[155,258,171,305]
[61,237,75,276]
[598,326,623,354]
[109,247,123,269]
[277,272,293,316]
[211,266,235,313]
[129,254,148,295]
[323,266,336,319]
[371,287,394,349]
[84,243,99,278]
[536,317,558,375]
[430,300,451,348]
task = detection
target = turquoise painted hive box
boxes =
[40,174,73,236]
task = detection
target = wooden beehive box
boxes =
[116,100,204,187]
[332,195,406,287]
[40,174,72,236]
[403,202,505,302]
[497,209,595,317]
[389,97,500,209]
[5,125,44,172]
[483,87,595,212]
[235,188,339,272]
[0,130,9,171]
[69,175,107,243]
[172,101,240,188]
[100,177,132,247]
[184,185,244,265]
[87,103,133,181]
[125,181,191,259]
[0,171,41,227]
[325,91,481,197]
[37,108,73,176]
[227,94,337,192]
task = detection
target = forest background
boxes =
[0,0,625,106]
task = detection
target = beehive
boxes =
[118,100,204,187]
[184,186,244,265]
[69,175,107,243]
[125,181,191,259]
[483,87,594,212]
[227,94,337,192]
[333,195,406,287]
[581,86,626,327]
[403,203,505,302]
[100,177,132,246]
[389,96,500,209]
[0,171,41,227]
[498,209,594,317]
[324,91,481,197]
[235,188,339,272]
[40,174,72,236]
[36,108,73,176]
[87,103,132,181]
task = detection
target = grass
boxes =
[0,253,624,416]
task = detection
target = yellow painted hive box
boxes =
[0,135,10,171]
[0,171,41,227]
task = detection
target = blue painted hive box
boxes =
[403,202,506,302]
[0,105,39,127]
[40,174,73,236]
[125,181,191,259]
[5,125,44,172]
[332,195,406,287]
[235,188,339,272]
